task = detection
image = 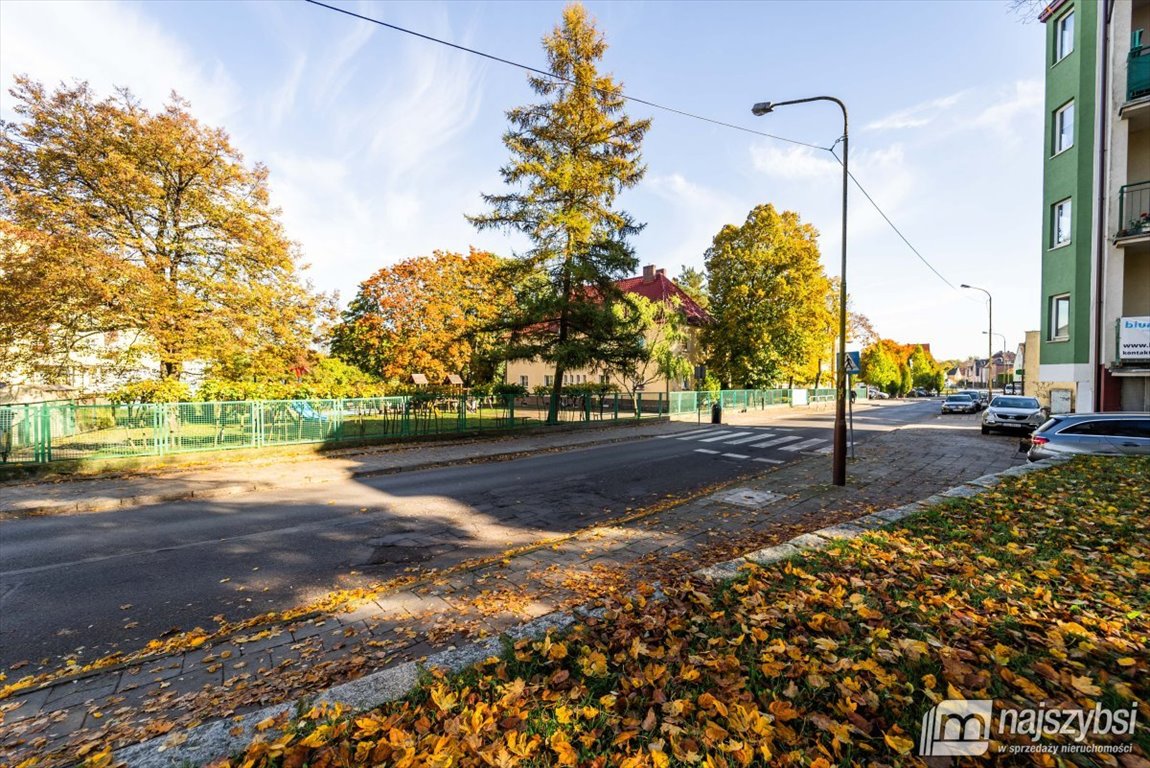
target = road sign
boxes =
[844,351,861,374]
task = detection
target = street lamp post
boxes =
[752,96,849,487]
[962,284,993,400]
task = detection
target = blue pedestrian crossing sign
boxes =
[844,351,861,374]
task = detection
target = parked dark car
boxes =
[941,394,979,414]
[960,390,987,411]
[981,396,1045,434]
[1027,413,1150,461]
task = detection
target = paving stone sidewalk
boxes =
[0,411,1013,766]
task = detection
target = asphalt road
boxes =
[0,399,941,669]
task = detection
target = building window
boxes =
[1052,198,1072,246]
[1055,11,1074,63]
[544,375,553,386]
[519,375,528,387]
[1054,101,1074,153]
[1049,294,1070,341]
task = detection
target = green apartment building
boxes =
[1039,0,1150,412]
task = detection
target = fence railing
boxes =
[1116,179,1150,238]
[1129,45,1150,101]
[0,388,805,465]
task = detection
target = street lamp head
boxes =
[751,101,774,116]
[960,283,972,289]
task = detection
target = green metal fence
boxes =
[808,388,836,404]
[0,388,808,465]
[0,392,674,465]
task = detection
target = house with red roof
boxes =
[504,265,710,395]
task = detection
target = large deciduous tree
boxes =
[702,204,832,389]
[0,77,322,381]
[860,342,900,395]
[468,3,651,424]
[331,249,507,385]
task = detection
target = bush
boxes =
[109,379,191,404]
[493,383,527,397]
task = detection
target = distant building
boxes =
[504,265,710,396]
[1,330,205,401]
[1037,0,1150,411]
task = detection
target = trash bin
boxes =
[711,401,722,424]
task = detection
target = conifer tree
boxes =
[469,4,651,423]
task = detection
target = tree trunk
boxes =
[547,367,565,425]
[548,266,573,426]
[161,359,182,380]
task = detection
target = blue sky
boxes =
[0,0,1045,361]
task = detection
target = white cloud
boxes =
[257,7,491,298]
[364,41,488,182]
[965,80,1043,136]
[0,0,238,124]
[749,144,840,180]
[643,173,743,269]
[747,141,915,242]
[265,55,308,130]
[864,91,966,131]
[311,19,376,111]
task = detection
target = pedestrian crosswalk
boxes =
[664,427,829,465]
[780,438,826,452]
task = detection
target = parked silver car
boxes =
[1027,412,1150,461]
[981,396,1045,435]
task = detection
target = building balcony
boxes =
[1115,180,1150,242]
[1130,45,1150,101]
[1121,45,1150,128]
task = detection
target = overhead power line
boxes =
[830,149,957,289]
[303,0,827,150]
[303,0,956,290]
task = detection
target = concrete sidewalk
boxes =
[0,411,1023,766]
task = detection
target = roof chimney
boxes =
[642,264,656,283]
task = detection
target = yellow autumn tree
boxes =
[0,77,323,382]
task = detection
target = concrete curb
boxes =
[691,455,1072,585]
[115,610,586,767]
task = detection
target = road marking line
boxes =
[721,452,750,459]
[694,448,720,455]
[781,438,826,452]
[754,458,784,464]
[747,435,803,448]
[679,430,735,441]
[657,428,713,439]
[724,433,774,445]
[697,431,754,443]
[775,428,796,432]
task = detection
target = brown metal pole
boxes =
[751,96,849,486]
[833,108,848,487]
